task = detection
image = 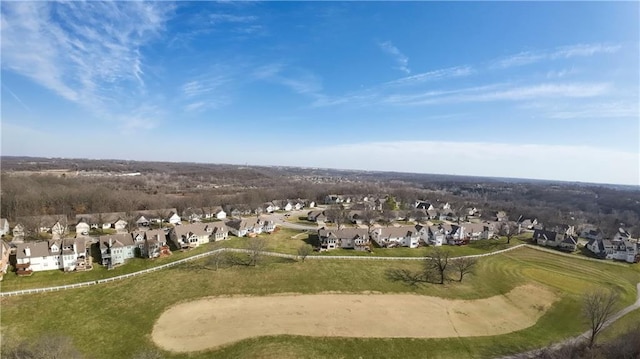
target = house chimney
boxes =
[109,238,112,247]
[25,247,31,257]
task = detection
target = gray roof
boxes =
[99,233,135,249]
[374,226,419,238]
[16,241,51,259]
[318,228,369,240]
[172,223,210,237]
[75,212,126,224]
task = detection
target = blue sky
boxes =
[1,1,639,185]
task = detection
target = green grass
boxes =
[1,247,638,359]
[598,308,640,343]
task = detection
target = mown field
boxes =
[0,229,527,291]
[1,246,638,359]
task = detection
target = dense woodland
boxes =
[1,156,639,238]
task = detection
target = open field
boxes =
[0,230,527,292]
[153,285,557,352]
[1,247,638,359]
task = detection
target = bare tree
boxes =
[451,257,477,282]
[325,205,349,230]
[498,221,518,244]
[207,244,229,270]
[297,244,313,262]
[381,210,397,227]
[360,209,379,232]
[583,289,619,348]
[246,237,268,266]
[425,247,451,284]
[5,334,84,359]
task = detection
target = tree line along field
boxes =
[1,247,638,359]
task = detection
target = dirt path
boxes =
[152,284,557,352]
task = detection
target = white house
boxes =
[317,228,370,251]
[370,226,420,248]
[16,238,90,274]
[208,223,229,241]
[226,218,273,237]
[587,238,639,263]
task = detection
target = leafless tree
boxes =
[451,257,477,282]
[207,244,229,270]
[5,334,84,359]
[297,244,313,262]
[498,221,518,243]
[381,210,397,227]
[325,205,349,230]
[360,209,379,232]
[246,237,268,266]
[425,247,451,284]
[583,289,619,348]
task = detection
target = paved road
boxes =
[262,210,320,231]
[496,282,640,359]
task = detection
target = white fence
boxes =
[0,243,540,297]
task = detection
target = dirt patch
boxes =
[152,285,557,352]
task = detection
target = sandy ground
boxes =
[152,285,557,352]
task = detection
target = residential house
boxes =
[75,217,91,236]
[135,208,181,227]
[0,240,10,280]
[581,228,604,241]
[307,210,327,222]
[211,207,227,220]
[15,238,90,274]
[226,218,273,237]
[305,200,316,208]
[461,222,494,241]
[262,202,277,214]
[414,201,435,211]
[183,208,204,222]
[324,194,351,205]
[74,212,128,235]
[282,201,294,212]
[99,233,136,268]
[612,228,634,242]
[12,223,24,238]
[371,226,420,248]
[533,229,577,252]
[169,223,211,249]
[132,229,170,258]
[208,222,229,241]
[317,228,370,251]
[15,215,69,239]
[494,211,508,222]
[587,238,640,263]
[0,218,9,237]
[517,215,539,233]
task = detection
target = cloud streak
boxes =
[493,43,621,69]
[379,41,410,74]
[0,1,173,130]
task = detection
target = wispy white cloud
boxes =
[492,43,621,69]
[209,14,258,23]
[384,82,610,106]
[0,1,173,131]
[252,63,323,97]
[1,83,31,112]
[379,41,410,74]
[385,66,473,86]
[544,102,639,120]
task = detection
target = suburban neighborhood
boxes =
[1,193,638,280]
